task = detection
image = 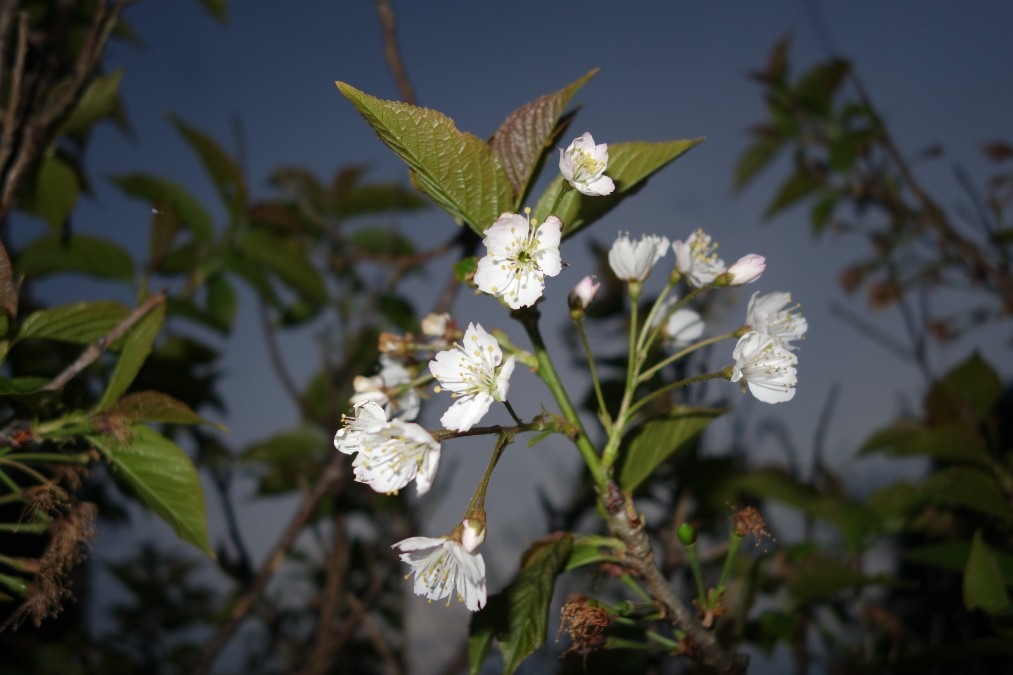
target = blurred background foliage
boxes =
[0,2,1010,674]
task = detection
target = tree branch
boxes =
[192,452,345,675]
[605,482,747,674]
[42,292,166,392]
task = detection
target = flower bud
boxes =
[719,254,766,287]
[421,312,452,338]
[677,522,698,546]
[568,275,601,314]
[461,518,486,553]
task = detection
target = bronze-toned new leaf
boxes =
[490,69,597,203]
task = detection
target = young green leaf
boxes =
[470,533,573,675]
[28,156,80,233]
[236,228,327,305]
[533,138,703,238]
[16,234,134,282]
[169,115,248,217]
[336,82,513,233]
[964,531,1012,614]
[18,300,131,345]
[490,69,597,204]
[59,70,125,135]
[112,173,215,243]
[619,406,724,492]
[923,467,1013,525]
[90,426,213,557]
[97,300,165,411]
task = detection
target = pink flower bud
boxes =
[725,254,766,286]
[569,275,601,310]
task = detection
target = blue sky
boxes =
[35,0,1013,668]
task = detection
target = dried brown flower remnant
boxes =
[731,506,771,546]
[558,594,611,658]
[868,280,902,309]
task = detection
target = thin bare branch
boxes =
[375,0,416,105]
[192,453,345,675]
[42,292,166,392]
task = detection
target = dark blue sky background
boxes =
[29,0,1012,669]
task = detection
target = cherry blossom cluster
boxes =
[333,131,808,613]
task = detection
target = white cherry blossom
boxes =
[746,291,808,347]
[673,229,726,287]
[474,212,562,309]
[651,296,705,349]
[608,232,670,282]
[559,132,615,196]
[350,355,421,421]
[393,534,487,611]
[429,323,515,431]
[730,331,798,404]
[333,401,441,495]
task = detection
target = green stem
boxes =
[0,553,34,572]
[638,331,737,383]
[514,307,607,491]
[646,630,684,652]
[600,293,641,469]
[683,541,708,604]
[627,371,727,418]
[7,452,91,464]
[619,572,653,603]
[716,532,745,596]
[575,318,611,433]
[0,521,49,533]
[0,571,28,596]
[503,400,523,426]
[465,431,514,516]
[546,182,571,216]
[0,459,50,484]
[0,468,19,493]
[637,284,707,356]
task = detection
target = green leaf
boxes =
[925,352,1001,425]
[90,425,213,557]
[335,182,429,218]
[723,468,876,550]
[16,234,134,282]
[793,59,850,115]
[923,467,1013,525]
[170,115,247,216]
[0,376,48,396]
[336,82,513,233]
[859,420,991,467]
[906,541,1013,585]
[964,531,1012,614]
[454,256,477,282]
[112,173,215,242]
[97,301,165,410]
[763,166,825,218]
[733,134,783,190]
[18,300,131,345]
[206,275,238,332]
[619,406,723,491]
[490,69,597,202]
[565,540,621,571]
[236,228,326,305]
[29,156,80,232]
[241,428,330,495]
[197,0,227,21]
[109,391,221,428]
[59,70,125,135]
[348,228,416,257]
[471,533,573,675]
[533,138,704,238]
[788,554,895,603]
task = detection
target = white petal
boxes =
[440,393,494,432]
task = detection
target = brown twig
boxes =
[605,483,747,674]
[375,0,416,105]
[42,292,166,392]
[299,512,348,675]
[192,452,346,675]
[0,0,127,223]
[848,73,1013,310]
